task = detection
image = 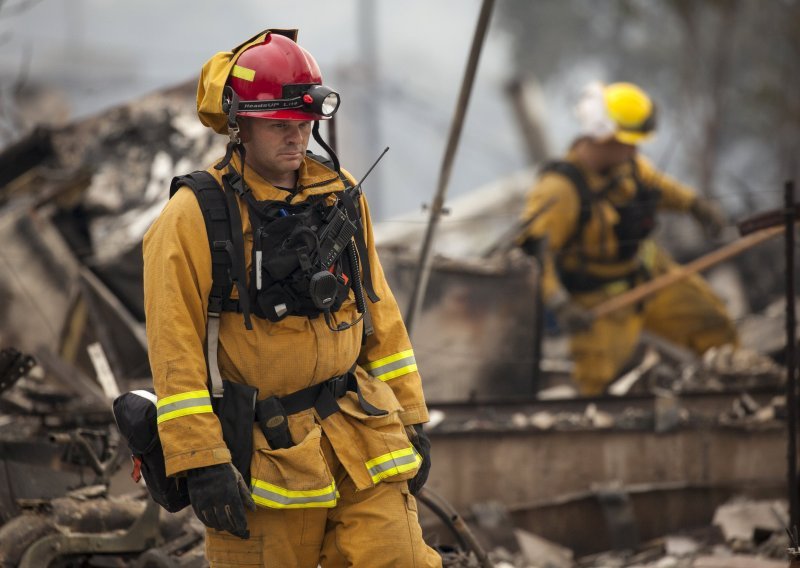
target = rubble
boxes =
[514,529,574,568]
[0,78,797,567]
[711,499,787,545]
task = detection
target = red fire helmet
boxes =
[226,33,339,121]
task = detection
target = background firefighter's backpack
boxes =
[540,159,661,260]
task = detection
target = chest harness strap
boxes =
[540,160,661,293]
[169,162,378,399]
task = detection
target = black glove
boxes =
[553,299,594,334]
[186,463,257,539]
[407,424,431,496]
[690,198,726,239]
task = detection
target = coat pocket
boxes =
[249,424,338,509]
[335,372,421,486]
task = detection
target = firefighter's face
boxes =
[598,138,637,168]
[240,118,312,179]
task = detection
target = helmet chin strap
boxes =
[312,120,340,173]
[216,86,243,171]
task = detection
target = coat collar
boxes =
[229,153,344,202]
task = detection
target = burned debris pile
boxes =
[0,82,796,567]
[0,85,223,566]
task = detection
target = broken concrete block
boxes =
[664,535,700,557]
[712,499,787,543]
[702,344,783,376]
[536,384,578,400]
[513,528,573,568]
[584,403,615,429]
[511,412,529,428]
[530,411,556,430]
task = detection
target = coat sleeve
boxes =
[636,155,697,211]
[143,186,231,476]
[349,183,430,427]
[518,173,581,302]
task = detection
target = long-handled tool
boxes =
[590,225,785,319]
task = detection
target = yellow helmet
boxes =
[574,81,657,145]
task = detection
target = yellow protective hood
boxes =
[196,29,299,135]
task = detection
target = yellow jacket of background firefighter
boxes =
[520,151,737,395]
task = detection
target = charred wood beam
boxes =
[33,347,108,410]
[0,347,35,396]
[0,127,53,190]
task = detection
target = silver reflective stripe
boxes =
[157,396,211,417]
[367,449,420,481]
[363,349,418,382]
[251,481,338,509]
[371,355,415,376]
[131,390,157,405]
[207,313,224,397]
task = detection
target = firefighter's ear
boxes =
[237,118,252,143]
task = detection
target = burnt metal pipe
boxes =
[404,0,495,334]
[786,180,799,532]
[417,487,495,568]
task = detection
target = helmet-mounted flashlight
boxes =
[303,85,340,117]
[226,83,341,119]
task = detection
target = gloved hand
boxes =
[550,295,594,334]
[406,424,431,496]
[186,463,257,539]
[689,197,726,239]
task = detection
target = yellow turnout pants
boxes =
[203,432,442,568]
[569,249,738,396]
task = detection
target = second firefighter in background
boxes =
[518,81,737,396]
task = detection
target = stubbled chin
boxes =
[278,151,302,161]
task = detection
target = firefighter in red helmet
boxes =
[144,29,442,566]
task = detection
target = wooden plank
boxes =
[591,226,784,319]
[693,554,787,568]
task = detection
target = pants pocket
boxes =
[206,533,263,567]
[250,425,338,509]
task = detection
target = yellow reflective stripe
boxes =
[231,64,255,81]
[366,446,421,483]
[363,349,417,381]
[156,390,213,424]
[375,364,418,382]
[156,390,210,407]
[362,349,414,371]
[157,405,214,424]
[251,479,337,509]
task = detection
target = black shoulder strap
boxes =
[628,158,661,201]
[170,171,233,317]
[169,171,252,329]
[540,161,593,234]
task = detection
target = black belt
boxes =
[558,265,647,294]
[254,371,387,450]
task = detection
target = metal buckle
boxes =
[324,374,348,399]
